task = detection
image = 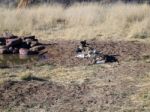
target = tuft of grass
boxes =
[0,64,96,84]
[20,73,32,81]
[0,3,150,41]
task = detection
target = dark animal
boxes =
[103,55,119,63]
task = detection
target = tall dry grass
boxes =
[0,3,150,40]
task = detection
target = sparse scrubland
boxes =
[0,2,150,112]
[0,3,150,40]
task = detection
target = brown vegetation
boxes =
[0,3,150,41]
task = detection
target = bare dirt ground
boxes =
[0,40,150,112]
[44,40,150,66]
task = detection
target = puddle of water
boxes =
[0,54,39,67]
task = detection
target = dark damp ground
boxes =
[0,54,39,67]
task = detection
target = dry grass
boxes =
[0,61,150,111]
[0,3,150,41]
[0,63,113,85]
[0,65,96,85]
[131,72,150,108]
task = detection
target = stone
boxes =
[0,34,46,56]
[0,37,6,45]
[30,45,45,52]
[3,32,15,38]
[13,48,19,54]
[6,38,22,47]
[28,51,39,55]
[5,35,18,39]
[20,42,30,49]
[30,40,39,47]
[24,39,32,46]
[19,48,29,55]
[0,48,9,54]
[8,47,13,53]
[23,36,35,40]
[0,45,6,49]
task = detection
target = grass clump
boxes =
[20,73,32,81]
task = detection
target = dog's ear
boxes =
[80,40,84,44]
[80,40,87,45]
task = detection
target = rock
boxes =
[3,32,14,38]
[0,45,6,49]
[0,37,6,45]
[0,48,9,54]
[13,48,19,54]
[24,39,32,46]
[28,51,39,55]
[20,42,30,49]
[8,47,13,53]
[19,48,29,55]
[30,40,39,47]
[0,34,47,56]
[30,45,45,52]
[6,38,22,47]
[5,35,18,39]
[23,36,35,40]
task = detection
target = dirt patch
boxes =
[0,40,149,67]
[0,81,65,108]
[0,80,89,110]
[45,40,150,66]
[0,79,137,112]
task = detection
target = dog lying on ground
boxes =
[75,40,119,64]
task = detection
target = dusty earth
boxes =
[44,40,150,66]
[0,40,150,112]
